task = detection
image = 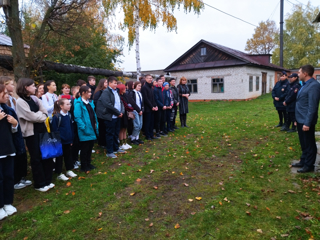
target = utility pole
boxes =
[280,0,284,67]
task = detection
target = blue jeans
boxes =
[104,118,121,154]
[132,111,143,137]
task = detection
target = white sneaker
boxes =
[14,183,26,190]
[66,170,77,178]
[35,186,49,192]
[0,208,8,220]
[20,178,32,186]
[125,143,132,149]
[119,144,126,150]
[47,183,55,189]
[74,164,79,169]
[92,150,95,153]
[57,174,69,181]
[3,205,17,216]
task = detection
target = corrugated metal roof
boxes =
[0,34,30,48]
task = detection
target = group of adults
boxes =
[272,64,320,173]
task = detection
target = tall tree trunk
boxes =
[3,0,27,81]
[135,4,141,81]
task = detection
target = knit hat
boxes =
[163,82,169,87]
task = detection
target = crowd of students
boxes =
[0,74,191,220]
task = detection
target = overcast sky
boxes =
[112,0,317,72]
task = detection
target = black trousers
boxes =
[127,119,133,136]
[277,110,288,125]
[144,112,154,139]
[80,140,94,171]
[97,118,106,147]
[287,112,296,129]
[24,134,53,189]
[104,118,121,154]
[0,156,14,208]
[166,109,172,131]
[71,125,80,164]
[155,109,166,133]
[297,123,317,168]
[55,144,73,174]
[14,152,28,184]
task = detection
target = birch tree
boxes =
[103,0,204,80]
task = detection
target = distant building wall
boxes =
[171,66,276,100]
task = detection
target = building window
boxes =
[249,76,253,92]
[316,75,320,83]
[200,47,206,56]
[212,78,224,93]
[256,76,260,91]
[187,79,198,93]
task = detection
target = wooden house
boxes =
[164,40,287,101]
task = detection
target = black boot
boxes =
[275,123,283,127]
[184,115,189,127]
[180,115,184,127]
[280,124,289,131]
[287,126,297,133]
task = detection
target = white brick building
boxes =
[164,40,287,101]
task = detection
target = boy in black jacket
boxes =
[283,73,301,132]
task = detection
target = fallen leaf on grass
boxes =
[66,182,71,187]
[219,201,222,205]
[281,234,289,237]
[195,197,202,201]
[183,183,189,187]
[145,218,149,221]
[136,178,141,182]
[98,212,102,218]
[288,190,295,194]
[149,223,153,227]
[266,207,270,211]
[150,170,154,173]
[223,197,229,202]
[98,228,102,231]
[23,237,28,240]
[246,211,251,216]
[174,223,180,229]
[72,230,76,232]
[72,191,75,196]
[254,206,258,209]
[130,192,136,196]
[180,172,183,175]
[64,210,70,214]
[276,216,281,219]
[257,229,263,233]
[153,186,158,190]
[191,212,196,215]
[78,177,85,180]
[246,203,250,207]
[188,199,194,202]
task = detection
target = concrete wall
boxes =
[171,66,276,100]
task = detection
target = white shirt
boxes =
[60,110,68,116]
[9,95,16,111]
[134,90,142,110]
[109,87,121,119]
[81,98,89,105]
[42,92,58,117]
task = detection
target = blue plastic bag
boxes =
[39,131,63,159]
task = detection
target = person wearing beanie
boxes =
[272,71,289,130]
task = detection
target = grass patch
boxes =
[0,93,320,239]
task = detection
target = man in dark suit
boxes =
[292,65,320,173]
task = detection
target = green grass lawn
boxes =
[1,93,320,240]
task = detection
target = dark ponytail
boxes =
[76,85,90,99]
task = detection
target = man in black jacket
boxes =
[169,78,180,130]
[283,73,301,132]
[272,71,289,130]
[87,76,96,100]
[292,65,320,173]
[141,74,158,140]
[96,76,124,158]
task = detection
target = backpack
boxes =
[54,112,72,129]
